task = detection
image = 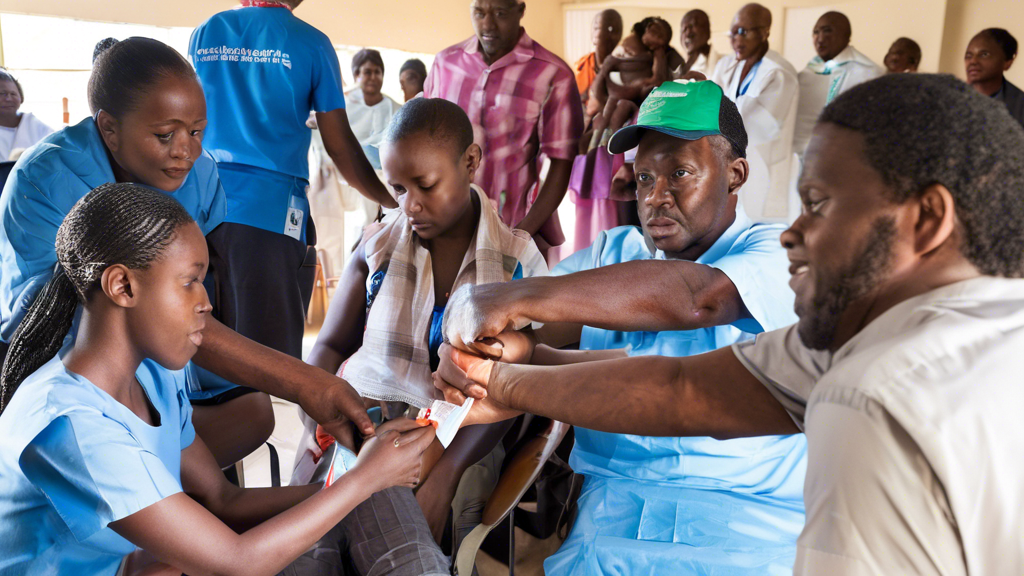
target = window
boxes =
[0,13,193,128]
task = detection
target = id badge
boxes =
[284,188,307,242]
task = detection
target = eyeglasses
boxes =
[729,26,766,38]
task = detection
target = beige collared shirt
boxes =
[733,276,1024,575]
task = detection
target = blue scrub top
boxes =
[190,6,346,238]
[0,355,197,576]
[546,209,808,576]
[0,117,227,344]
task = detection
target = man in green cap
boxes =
[446,80,806,575]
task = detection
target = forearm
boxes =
[514,158,573,236]
[215,484,322,533]
[649,50,669,86]
[305,342,346,376]
[496,260,734,332]
[530,345,627,366]
[192,318,318,404]
[486,347,798,438]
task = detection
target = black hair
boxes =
[978,28,1018,61]
[88,37,196,119]
[0,67,24,101]
[633,17,672,41]
[399,58,428,82]
[717,96,747,160]
[894,37,922,65]
[819,73,1024,277]
[352,48,385,78]
[384,97,475,158]
[0,183,194,413]
[92,37,119,64]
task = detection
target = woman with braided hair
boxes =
[0,183,434,576]
[0,37,378,470]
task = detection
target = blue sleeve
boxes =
[706,223,797,334]
[179,366,198,448]
[0,161,70,341]
[309,30,345,113]
[19,412,183,543]
[192,152,227,235]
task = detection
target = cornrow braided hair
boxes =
[0,182,194,413]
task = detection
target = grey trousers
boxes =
[278,486,450,576]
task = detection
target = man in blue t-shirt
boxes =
[189,1,397,407]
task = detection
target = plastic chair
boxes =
[454,419,569,575]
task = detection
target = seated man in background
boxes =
[458,80,808,575]
[884,37,922,73]
[440,73,1024,575]
[676,9,719,77]
[575,9,623,105]
[965,28,1024,127]
[711,3,799,221]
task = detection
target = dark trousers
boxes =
[205,221,318,362]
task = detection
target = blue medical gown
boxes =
[0,356,196,576]
[0,117,226,343]
[546,213,807,575]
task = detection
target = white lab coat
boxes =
[712,50,799,222]
[0,112,54,160]
[794,45,883,156]
[673,46,721,77]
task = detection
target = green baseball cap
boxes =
[607,80,748,157]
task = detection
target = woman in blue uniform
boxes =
[189,0,399,421]
[0,182,432,576]
[0,37,375,469]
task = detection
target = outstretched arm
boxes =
[438,344,797,439]
[192,318,374,437]
[444,259,750,348]
[111,422,435,576]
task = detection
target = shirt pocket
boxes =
[484,94,541,137]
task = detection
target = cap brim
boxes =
[607,125,723,155]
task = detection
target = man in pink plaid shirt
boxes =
[424,0,584,255]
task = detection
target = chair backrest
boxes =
[482,419,569,526]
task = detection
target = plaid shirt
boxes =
[425,29,583,229]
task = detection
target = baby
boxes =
[587,17,682,150]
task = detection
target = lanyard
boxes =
[737,60,762,97]
[239,0,291,9]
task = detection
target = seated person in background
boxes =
[0,182,435,576]
[399,58,428,102]
[965,28,1024,127]
[575,10,623,106]
[304,98,548,544]
[0,68,53,161]
[677,9,720,77]
[884,37,922,73]
[346,49,403,169]
[794,12,882,157]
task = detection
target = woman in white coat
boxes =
[0,69,54,161]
